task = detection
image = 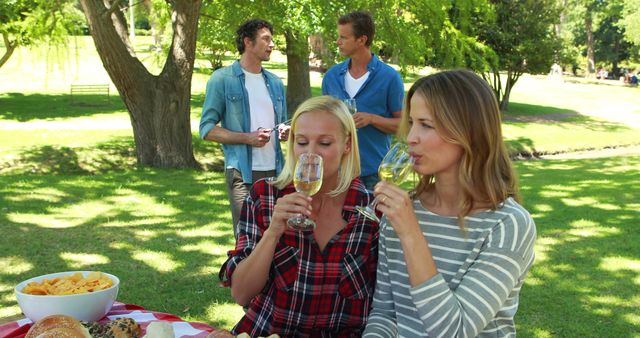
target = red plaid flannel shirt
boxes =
[220,177,379,337]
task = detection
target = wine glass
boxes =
[356,142,413,222]
[343,98,357,115]
[287,153,324,231]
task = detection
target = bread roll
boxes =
[142,321,174,338]
[205,328,235,338]
[35,327,90,338]
[26,315,90,338]
[103,317,142,338]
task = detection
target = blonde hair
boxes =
[399,69,520,224]
[272,96,360,196]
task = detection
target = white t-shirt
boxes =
[344,70,370,98]
[243,69,276,171]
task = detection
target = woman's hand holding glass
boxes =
[287,153,323,231]
[356,142,414,222]
[269,192,312,237]
[373,181,420,236]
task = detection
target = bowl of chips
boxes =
[15,271,119,322]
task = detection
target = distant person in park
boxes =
[199,19,289,238]
[322,10,404,191]
[219,96,379,337]
[363,70,537,337]
[630,72,638,86]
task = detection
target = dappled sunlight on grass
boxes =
[60,253,111,268]
[539,189,571,198]
[532,203,553,212]
[7,212,87,228]
[564,221,620,240]
[105,217,174,227]
[205,302,244,330]
[0,304,20,319]
[5,187,69,203]
[0,154,637,335]
[181,241,229,256]
[0,257,33,275]
[516,155,639,337]
[599,257,640,275]
[132,250,184,273]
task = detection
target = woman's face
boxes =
[406,93,463,177]
[293,110,351,180]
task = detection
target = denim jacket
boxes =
[199,61,287,183]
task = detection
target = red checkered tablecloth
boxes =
[0,302,215,338]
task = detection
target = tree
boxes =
[621,0,640,44]
[78,0,200,168]
[594,1,632,76]
[477,0,560,111]
[0,0,82,69]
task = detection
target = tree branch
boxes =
[0,32,17,69]
[107,0,121,16]
[119,0,146,12]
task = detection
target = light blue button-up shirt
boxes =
[199,61,287,183]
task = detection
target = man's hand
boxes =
[352,111,375,129]
[278,124,291,141]
[248,128,272,147]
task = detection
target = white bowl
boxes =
[15,271,119,322]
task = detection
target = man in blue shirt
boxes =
[199,19,289,237]
[322,11,404,190]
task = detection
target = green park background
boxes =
[1,1,640,337]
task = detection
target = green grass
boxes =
[0,169,243,328]
[515,156,640,337]
[1,156,638,336]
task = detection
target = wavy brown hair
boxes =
[399,70,520,226]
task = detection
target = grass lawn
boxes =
[1,36,639,336]
[1,156,638,336]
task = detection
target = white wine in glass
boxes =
[343,98,357,115]
[288,153,323,231]
[356,142,413,222]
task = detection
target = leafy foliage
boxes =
[0,0,82,68]
[476,0,560,110]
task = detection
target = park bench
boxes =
[70,84,110,105]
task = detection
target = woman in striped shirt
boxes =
[363,70,536,337]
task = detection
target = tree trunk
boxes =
[79,0,199,168]
[585,11,596,77]
[0,33,17,69]
[500,71,521,112]
[284,30,311,115]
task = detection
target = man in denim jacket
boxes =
[199,19,289,238]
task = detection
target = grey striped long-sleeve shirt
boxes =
[363,197,536,338]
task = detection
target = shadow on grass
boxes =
[514,156,640,337]
[0,168,237,328]
[505,102,578,116]
[0,93,126,121]
[1,135,225,175]
[0,156,638,335]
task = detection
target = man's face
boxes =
[336,23,364,57]
[245,27,274,61]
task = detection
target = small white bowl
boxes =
[15,271,119,322]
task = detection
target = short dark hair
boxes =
[235,19,273,54]
[338,11,375,47]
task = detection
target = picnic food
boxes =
[33,327,91,338]
[84,318,142,338]
[22,272,114,295]
[25,314,91,338]
[142,321,174,338]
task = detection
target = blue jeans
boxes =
[360,174,380,192]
